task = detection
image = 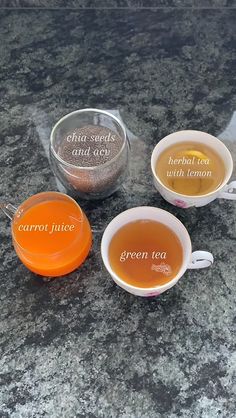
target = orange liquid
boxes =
[12,198,92,276]
[108,220,183,288]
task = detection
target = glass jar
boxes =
[50,108,130,200]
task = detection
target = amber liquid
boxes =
[156,141,225,196]
[108,220,183,288]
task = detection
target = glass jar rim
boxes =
[50,108,129,171]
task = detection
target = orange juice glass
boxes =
[2,192,92,277]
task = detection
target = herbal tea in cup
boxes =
[151,130,236,208]
[1,192,92,277]
[156,141,225,196]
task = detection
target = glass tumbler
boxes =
[1,192,92,277]
[50,108,130,200]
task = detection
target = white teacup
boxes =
[151,130,236,208]
[101,206,214,297]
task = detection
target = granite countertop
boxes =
[0,3,236,418]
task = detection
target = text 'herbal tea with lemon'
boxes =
[155,141,225,196]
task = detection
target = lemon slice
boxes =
[172,178,202,195]
[175,150,208,160]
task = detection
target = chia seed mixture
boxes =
[58,125,124,167]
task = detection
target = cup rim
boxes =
[151,129,233,198]
[11,191,86,257]
[50,108,128,171]
[101,206,192,292]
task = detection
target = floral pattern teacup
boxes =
[151,130,236,208]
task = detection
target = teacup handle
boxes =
[0,203,17,220]
[218,181,236,200]
[188,251,214,269]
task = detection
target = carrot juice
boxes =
[12,192,92,276]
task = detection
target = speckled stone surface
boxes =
[1,0,236,8]
[0,7,236,418]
